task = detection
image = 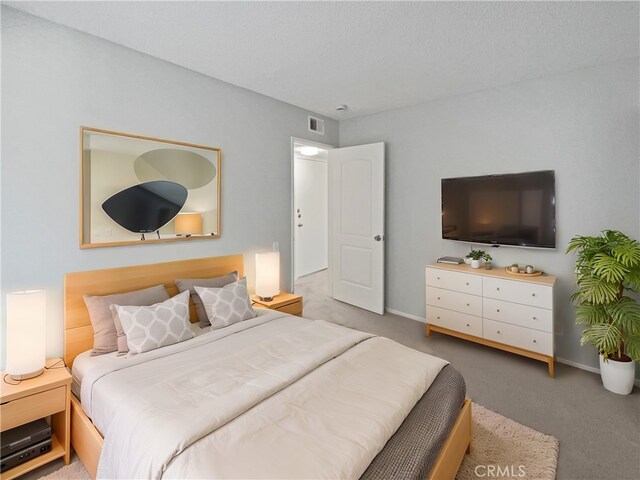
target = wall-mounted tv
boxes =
[442,170,556,249]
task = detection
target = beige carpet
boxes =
[39,403,558,480]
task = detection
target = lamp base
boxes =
[257,296,274,302]
[9,367,44,381]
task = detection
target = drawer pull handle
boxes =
[437,297,441,300]
[532,293,536,297]
[496,287,500,291]
[533,339,537,343]
[437,277,440,280]
[466,282,469,286]
[466,323,470,327]
[497,309,500,312]
[466,303,470,306]
[497,330,501,334]
[437,316,440,320]
[533,316,537,320]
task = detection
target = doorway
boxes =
[291,138,334,292]
[291,139,385,315]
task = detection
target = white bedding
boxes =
[81,311,448,479]
[71,322,210,399]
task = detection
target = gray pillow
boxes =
[175,271,238,327]
[113,291,194,354]
[195,279,257,330]
[83,285,169,356]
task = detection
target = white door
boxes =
[294,157,328,278]
[329,142,385,314]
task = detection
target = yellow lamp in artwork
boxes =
[255,252,280,301]
[6,290,46,380]
[175,213,202,237]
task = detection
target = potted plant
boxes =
[510,263,520,273]
[466,249,491,269]
[484,256,493,270]
[566,230,640,395]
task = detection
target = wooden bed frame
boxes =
[63,255,471,479]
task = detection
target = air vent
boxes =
[308,116,325,135]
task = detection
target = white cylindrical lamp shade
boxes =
[175,213,202,235]
[6,290,46,379]
[255,252,280,301]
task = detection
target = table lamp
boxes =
[175,213,202,237]
[6,290,46,380]
[255,252,280,301]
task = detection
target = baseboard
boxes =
[385,308,426,323]
[556,357,640,387]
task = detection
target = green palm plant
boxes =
[566,230,640,362]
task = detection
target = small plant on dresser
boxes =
[465,250,491,269]
[567,230,640,395]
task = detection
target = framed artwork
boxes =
[80,127,221,248]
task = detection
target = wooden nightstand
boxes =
[251,293,303,316]
[0,359,71,480]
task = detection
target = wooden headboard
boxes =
[64,255,244,367]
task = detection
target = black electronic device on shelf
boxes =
[1,419,52,472]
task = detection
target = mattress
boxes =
[73,311,465,479]
[71,322,209,398]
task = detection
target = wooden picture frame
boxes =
[80,127,221,249]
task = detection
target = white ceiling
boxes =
[6,1,639,120]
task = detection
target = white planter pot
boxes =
[464,257,472,265]
[470,259,481,269]
[599,354,635,395]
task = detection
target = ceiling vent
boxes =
[308,116,325,135]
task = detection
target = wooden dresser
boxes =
[425,264,556,377]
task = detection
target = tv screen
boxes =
[442,170,556,248]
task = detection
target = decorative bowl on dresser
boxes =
[425,263,556,377]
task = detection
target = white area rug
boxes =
[457,404,559,480]
[41,403,558,480]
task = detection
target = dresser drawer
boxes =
[426,287,482,317]
[483,298,552,333]
[276,301,302,316]
[483,319,553,355]
[0,386,66,431]
[425,268,482,296]
[483,277,552,309]
[426,306,482,338]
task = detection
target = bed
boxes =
[64,255,471,479]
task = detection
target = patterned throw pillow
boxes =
[113,290,195,354]
[175,271,238,328]
[83,285,169,356]
[195,279,257,329]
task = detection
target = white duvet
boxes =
[85,312,448,479]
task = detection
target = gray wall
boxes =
[340,58,640,373]
[0,7,338,366]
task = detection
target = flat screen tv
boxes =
[442,170,556,249]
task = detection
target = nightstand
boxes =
[251,292,303,316]
[0,359,71,480]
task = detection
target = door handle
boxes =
[374,235,383,241]
[298,224,303,227]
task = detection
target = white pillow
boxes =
[113,290,195,354]
[195,278,257,329]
